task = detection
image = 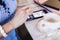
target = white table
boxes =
[25,19,43,40]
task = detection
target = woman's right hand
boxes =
[2,5,33,35]
[10,5,33,29]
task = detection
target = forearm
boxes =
[0,22,14,38]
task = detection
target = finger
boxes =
[34,0,48,4]
[15,6,29,15]
[26,7,33,15]
[16,5,30,11]
[39,0,48,4]
[15,6,33,18]
[20,5,30,11]
[20,5,33,15]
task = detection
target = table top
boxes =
[25,19,43,40]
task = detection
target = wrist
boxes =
[10,17,23,29]
[2,22,14,34]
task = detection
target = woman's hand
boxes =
[0,6,32,38]
[34,0,48,4]
[44,6,60,15]
[2,5,33,35]
[10,6,33,29]
[34,0,60,15]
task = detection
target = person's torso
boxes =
[0,0,17,25]
[0,0,18,40]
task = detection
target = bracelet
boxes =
[0,25,7,37]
